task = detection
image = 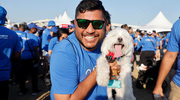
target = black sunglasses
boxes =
[76,19,105,29]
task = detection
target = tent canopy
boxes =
[139,11,172,32]
[55,11,72,28]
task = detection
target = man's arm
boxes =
[54,61,120,100]
[54,68,97,100]
[153,51,178,96]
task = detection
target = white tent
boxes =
[139,11,172,32]
[55,11,72,28]
[54,15,58,23]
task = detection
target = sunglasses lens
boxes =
[92,20,104,29]
[77,19,89,29]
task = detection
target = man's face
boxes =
[74,10,106,51]
[31,28,37,33]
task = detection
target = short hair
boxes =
[153,30,156,33]
[19,23,27,30]
[75,0,106,20]
[128,27,132,30]
[105,11,111,25]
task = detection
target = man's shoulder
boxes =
[0,26,19,38]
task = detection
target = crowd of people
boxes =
[0,0,180,100]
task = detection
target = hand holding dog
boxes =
[109,60,121,80]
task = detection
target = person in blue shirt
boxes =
[50,0,120,100]
[137,32,157,68]
[162,32,170,53]
[41,20,55,55]
[19,23,40,95]
[0,6,21,100]
[136,32,157,88]
[16,23,27,48]
[41,21,55,83]
[153,19,180,100]
[134,31,141,68]
[48,28,69,56]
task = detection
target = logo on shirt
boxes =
[17,33,22,35]
[22,37,30,40]
[80,67,95,81]
[0,35,8,39]
[146,39,154,42]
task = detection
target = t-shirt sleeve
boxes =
[50,41,78,94]
[167,23,180,52]
[48,38,55,51]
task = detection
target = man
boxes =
[19,23,40,95]
[41,20,55,82]
[41,20,55,54]
[50,0,120,100]
[153,19,180,100]
[0,6,21,100]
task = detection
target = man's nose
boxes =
[85,23,95,34]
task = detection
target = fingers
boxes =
[109,61,121,77]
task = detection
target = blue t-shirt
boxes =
[156,36,162,47]
[16,30,26,48]
[21,33,39,59]
[137,36,157,53]
[41,28,52,51]
[134,37,141,50]
[48,37,59,51]
[0,26,21,81]
[163,32,170,47]
[50,33,107,100]
[167,19,180,87]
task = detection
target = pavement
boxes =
[8,62,163,100]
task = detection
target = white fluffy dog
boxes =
[96,28,136,100]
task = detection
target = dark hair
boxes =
[105,11,111,25]
[153,30,156,33]
[57,28,69,39]
[128,27,132,30]
[75,0,106,20]
[70,20,74,24]
[121,24,129,31]
[19,23,27,30]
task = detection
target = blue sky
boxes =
[1,0,180,26]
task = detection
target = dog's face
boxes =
[101,28,133,57]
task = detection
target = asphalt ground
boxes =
[8,62,169,100]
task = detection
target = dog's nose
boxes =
[118,37,123,42]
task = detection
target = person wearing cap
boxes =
[136,31,157,88]
[41,20,55,85]
[18,23,40,95]
[68,24,75,34]
[42,20,55,53]
[0,6,21,100]
[43,26,58,86]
